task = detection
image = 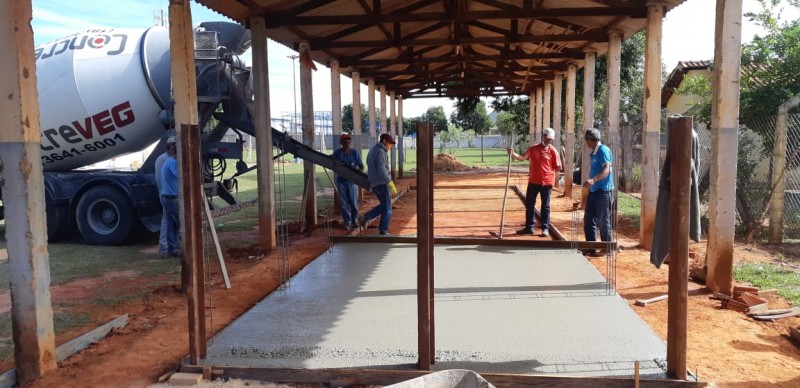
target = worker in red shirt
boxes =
[507,127,562,237]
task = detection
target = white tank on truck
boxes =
[36,26,172,170]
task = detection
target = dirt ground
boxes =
[20,169,800,387]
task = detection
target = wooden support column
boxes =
[169,0,198,290]
[706,0,742,294]
[331,59,342,146]
[536,87,544,139]
[606,31,622,173]
[581,50,596,187]
[565,64,577,197]
[667,116,692,380]
[352,72,362,144]
[251,17,276,252]
[769,94,800,243]
[390,91,397,179]
[368,78,376,139]
[380,85,387,133]
[529,92,536,146]
[416,122,435,370]
[553,74,563,152]
[543,81,552,129]
[641,2,664,250]
[399,96,405,178]
[170,0,205,363]
[0,1,57,382]
[300,41,317,227]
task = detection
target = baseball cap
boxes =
[166,136,177,144]
[379,133,396,144]
[543,128,555,139]
[340,133,352,141]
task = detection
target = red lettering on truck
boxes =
[40,101,136,151]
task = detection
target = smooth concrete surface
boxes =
[204,243,667,377]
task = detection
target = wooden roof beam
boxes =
[264,7,647,27]
[310,32,605,49]
[340,50,584,66]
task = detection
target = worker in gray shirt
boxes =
[154,136,176,256]
[357,133,396,235]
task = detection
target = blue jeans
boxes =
[161,195,180,254]
[158,197,168,253]
[584,190,613,242]
[525,183,552,231]
[337,179,359,223]
[364,183,392,233]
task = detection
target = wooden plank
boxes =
[635,294,668,307]
[0,315,129,388]
[340,51,585,67]
[310,32,609,48]
[706,0,743,295]
[667,116,693,380]
[580,50,596,197]
[181,366,706,387]
[751,307,800,321]
[416,122,434,369]
[330,235,615,250]
[640,3,664,251]
[0,0,58,383]
[203,194,231,289]
[398,96,404,178]
[565,63,577,197]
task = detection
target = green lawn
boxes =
[734,262,800,305]
[617,193,641,229]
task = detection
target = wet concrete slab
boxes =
[204,243,667,377]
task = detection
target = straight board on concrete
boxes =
[205,243,667,377]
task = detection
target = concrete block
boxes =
[168,372,202,386]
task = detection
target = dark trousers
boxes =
[584,190,613,242]
[525,183,552,231]
[161,195,180,254]
[364,183,392,233]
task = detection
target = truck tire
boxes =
[75,186,135,245]
[45,190,72,242]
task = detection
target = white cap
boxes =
[543,127,555,139]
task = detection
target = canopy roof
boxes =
[197,0,685,98]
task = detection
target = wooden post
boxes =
[565,64,577,197]
[606,31,622,175]
[667,116,692,380]
[179,124,207,363]
[169,0,199,291]
[544,81,552,129]
[331,60,342,144]
[368,78,376,139]
[529,92,536,146]
[768,94,800,243]
[553,74,563,152]
[581,50,596,187]
[399,96,405,178]
[352,72,362,143]
[380,85,387,134]
[641,2,664,250]
[250,17,277,252]
[300,41,317,227]
[623,121,635,193]
[417,122,434,370]
[706,0,742,294]
[536,87,544,140]
[390,92,397,179]
[0,0,57,382]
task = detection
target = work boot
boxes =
[515,228,534,235]
[541,228,550,237]
[356,215,367,228]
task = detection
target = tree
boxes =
[403,116,422,136]
[491,96,531,152]
[450,99,492,135]
[420,106,449,133]
[342,103,368,134]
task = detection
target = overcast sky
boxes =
[30,0,800,120]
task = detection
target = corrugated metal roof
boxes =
[196,0,688,98]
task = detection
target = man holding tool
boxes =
[508,127,561,237]
[331,133,364,230]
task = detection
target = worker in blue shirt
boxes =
[159,137,180,257]
[582,128,614,248]
[331,133,364,230]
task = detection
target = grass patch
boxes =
[0,310,92,359]
[733,262,800,305]
[617,193,641,229]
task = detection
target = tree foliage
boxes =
[421,106,449,133]
[342,103,369,134]
[450,99,492,135]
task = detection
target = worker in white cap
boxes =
[507,127,561,237]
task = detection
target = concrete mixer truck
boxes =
[0,21,369,246]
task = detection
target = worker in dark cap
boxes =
[331,133,364,230]
[155,136,177,256]
[158,136,180,257]
[357,133,396,235]
[582,128,614,251]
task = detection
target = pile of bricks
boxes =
[714,285,769,314]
